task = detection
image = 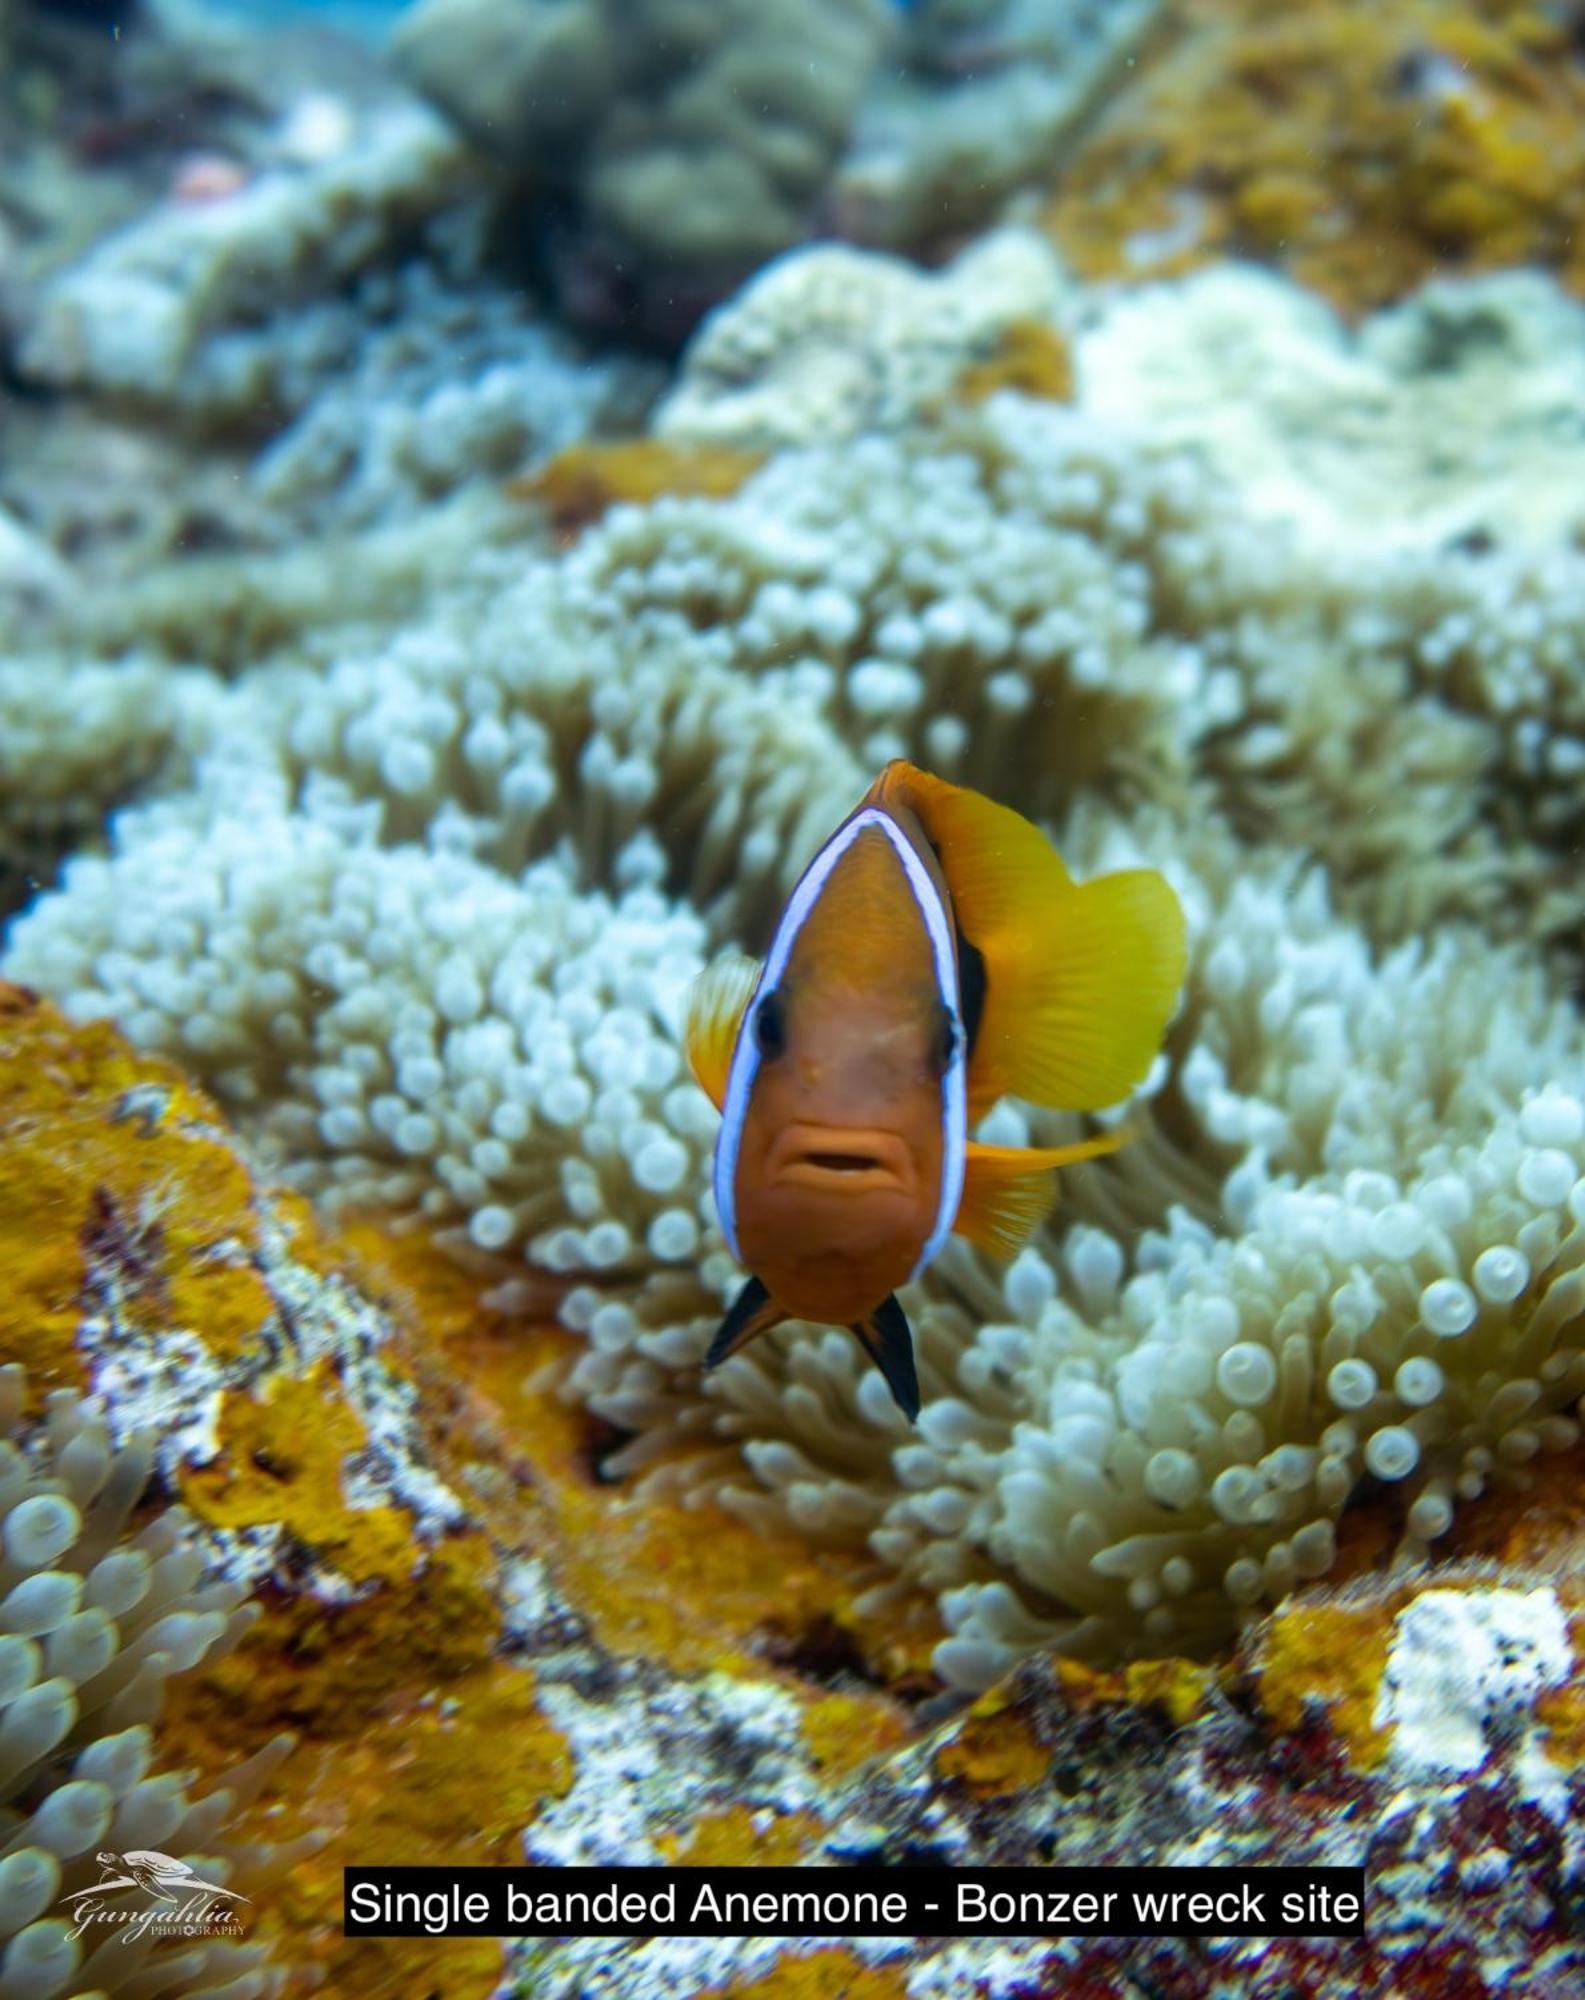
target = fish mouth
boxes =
[768,1123,914,1198]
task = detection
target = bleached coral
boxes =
[251,263,662,530]
[1074,265,1585,562]
[1373,1586,1574,1781]
[1064,264,1585,959]
[19,102,470,411]
[0,1367,287,1996]
[657,228,1073,447]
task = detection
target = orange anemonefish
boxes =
[684,761,1187,1423]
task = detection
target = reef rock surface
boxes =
[1,5,1584,1993]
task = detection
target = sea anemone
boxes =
[0,1366,289,1999]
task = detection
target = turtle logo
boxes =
[68,1850,250,1908]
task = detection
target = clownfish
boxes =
[684,761,1187,1423]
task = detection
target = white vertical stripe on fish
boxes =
[712,806,967,1266]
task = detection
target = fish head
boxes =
[729,968,953,1324]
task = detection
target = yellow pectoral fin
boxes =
[684,952,762,1110]
[953,1133,1130,1258]
[869,764,1187,1117]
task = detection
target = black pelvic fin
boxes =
[705,1274,784,1370]
[850,1293,920,1424]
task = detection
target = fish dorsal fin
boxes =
[850,1293,919,1423]
[874,763,1186,1118]
[704,1274,787,1369]
[954,1134,1129,1259]
[685,952,762,1111]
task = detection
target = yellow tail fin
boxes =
[874,763,1186,1119]
[953,1133,1129,1258]
[684,952,761,1110]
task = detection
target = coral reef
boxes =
[0,985,923,1989]
[661,239,1585,965]
[8,242,1585,1696]
[514,1486,1585,1994]
[0,0,655,648]
[2,966,1578,1987]
[656,227,1073,447]
[1044,0,1585,312]
[19,99,470,410]
[0,507,72,621]
[250,262,662,532]
[3,6,1585,1980]
[832,0,1166,255]
[0,0,257,285]
[1071,262,1585,561]
[393,0,894,337]
[5,234,653,598]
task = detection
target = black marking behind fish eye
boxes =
[954,922,987,1059]
[930,999,959,1078]
[754,989,786,1059]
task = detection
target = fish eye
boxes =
[753,990,786,1059]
